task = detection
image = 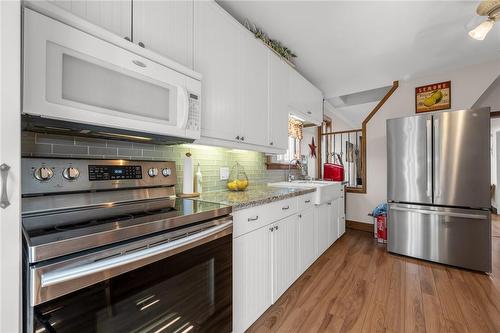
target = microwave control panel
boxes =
[187,93,200,131]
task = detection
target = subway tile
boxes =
[36,133,75,145]
[143,150,164,158]
[75,137,107,147]
[117,148,142,157]
[89,147,118,156]
[52,144,88,155]
[106,140,133,148]
[23,143,51,155]
[133,142,156,150]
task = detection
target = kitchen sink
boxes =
[268,180,343,205]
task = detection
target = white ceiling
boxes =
[218,0,500,99]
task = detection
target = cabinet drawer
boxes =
[233,197,298,238]
[297,193,314,211]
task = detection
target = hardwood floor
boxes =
[247,219,500,333]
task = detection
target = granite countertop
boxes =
[192,184,316,211]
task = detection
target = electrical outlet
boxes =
[220,167,229,180]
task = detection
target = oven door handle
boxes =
[31,219,232,306]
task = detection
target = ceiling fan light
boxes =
[468,18,495,40]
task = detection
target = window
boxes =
[266,117,303,169]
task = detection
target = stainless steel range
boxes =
[22,157,232,333]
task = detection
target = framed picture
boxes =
[415,81,451,113]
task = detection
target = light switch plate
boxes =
[219,167,229,180]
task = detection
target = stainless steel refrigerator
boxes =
[387,107,491,272]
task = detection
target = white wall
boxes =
[324,101,356,131]
[347,59,500,224]
[329,101,379,129]
[474,74,500,112]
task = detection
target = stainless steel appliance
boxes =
[22,157,232,332]
[387,107,491,272]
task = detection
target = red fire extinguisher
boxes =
[323,153,344,182]
[376,215,387,243]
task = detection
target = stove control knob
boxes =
[62,167,80,180]
[34,167,54,181]
[162,168,172,177]
[148,167,159,177]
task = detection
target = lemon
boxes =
[227,181,238,191]
[236,179,248,190]
[431,90,443,103]
[423,96,436,107]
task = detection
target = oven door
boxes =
[26,219,232,333]
[23,8,201,139]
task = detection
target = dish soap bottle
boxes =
[195,163,203,193]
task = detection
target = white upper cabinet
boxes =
[49,0,132,39]
[268,52,290,150]
[194,1,240,142]
[239,31,269,146]
[133,0,194,68]
[288,67,323,124]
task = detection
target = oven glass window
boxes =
[31,235,232,333]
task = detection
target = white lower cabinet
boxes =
[233,193,343,333]
[316,203,330,256]
[233,224,272,333]
[272,214,298,302]
[298,207,315,275]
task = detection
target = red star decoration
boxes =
[309,137,317,158]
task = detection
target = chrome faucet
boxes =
[288,158,301,182]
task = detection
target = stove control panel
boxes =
[22,158,177,195]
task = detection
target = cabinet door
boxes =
[195,1,240,142]
[288,68,306,113]
[49,0,132,39]
[338,196,346,237]
[328,200,339,245]
[133,0,193,68]
[268,53,289,150]
[240,32,268,146]
[316,203,330,256]
[298,208,315,274]
[233,225,272,333]
[272,215,298,302]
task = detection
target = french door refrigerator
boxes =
[387,107,491,272]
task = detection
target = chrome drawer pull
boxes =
[0,163,10,209]
[248,216,259,222]
[282,205,290,210]
[305,200,311,203]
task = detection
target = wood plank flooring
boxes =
[247,217,500,333]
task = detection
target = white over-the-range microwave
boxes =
[23,8,201,143]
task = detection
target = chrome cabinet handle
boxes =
[305,200,311,203]
[298,214,302,218]
[307,111,312,115]
[269,227,274,232]
[274,226,279,230]
[270,142,274,146]
[241,136,245,141]
[236,136,240,140]
[282,205,290,210]
[327,202,332,206]
[0,164,10,209]
[248,216,259,222]
[138,41,145,48]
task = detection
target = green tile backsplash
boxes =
[22,132,293,193]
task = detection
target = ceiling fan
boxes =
[468,0,500,40]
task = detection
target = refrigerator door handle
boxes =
[433,117,440,199]
[390,206,487,220]
[426,118,432,199]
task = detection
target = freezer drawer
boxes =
[388,204,491,272]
